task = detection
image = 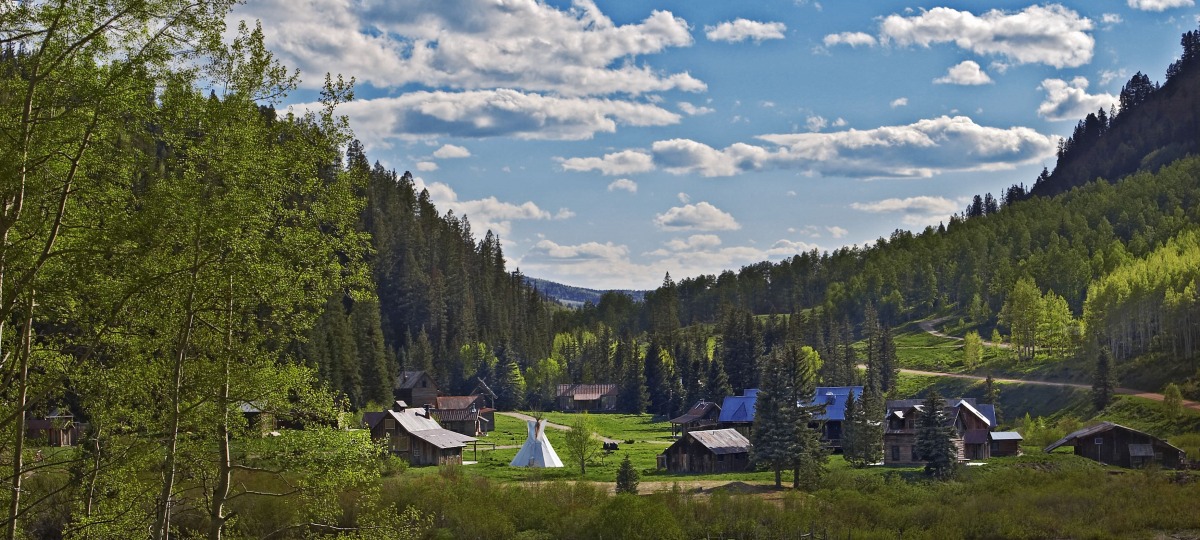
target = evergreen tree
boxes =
[617,337,649,413]
[705,352,733,403]
[1092,347,1117,411]
[841,391,863,466]
[878,325,898,394]
[615,454,639,495]
[496,353,526,410]
[785,346,827,489]
[752,348,796,488]
[352,297,393,407]
[984,374,1003,426]
[915,390,958,480]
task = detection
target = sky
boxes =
[231,0,1200,290]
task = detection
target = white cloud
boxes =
[1099,68,1128,85]
[432,144,471,158]
[607,178,638,193]
[933,60,993,85]
[560,149,655,175]
[879,5,1095,68]
[663,234,722,251]
[826,226,849,239]
[411,177,562,237]
[890,97,909,108]
[823,31,877,47]
[591,116,1054,179]
[679,102,715,116]
[308,90,682,144]
[1037,77,1119,121]
[677,192,691,204]
[806,115,828,132]
[416,161,439,171]
[1101,13,1124,26]
[832,118,847,127]
[237,0,703,96]
[706,19,787,43]
[1127,0,1193,11]
[653,202,741,231]
[851,196,962,227]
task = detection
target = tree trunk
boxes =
[773,464,781,488]
[6,292,34,540]
[208,278,235,540]
[152,289,197,540]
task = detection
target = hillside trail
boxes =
[907,318,1200,413]
[918,316,1010,348]
[498,411,620,443]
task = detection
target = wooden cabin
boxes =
[369,401,476,466]
[658,428,751,474]
[990,431,1024,457]
[555,384,618,411]
[25,410,82,447]
[430,395,495,436]
[1044,422,1186,469]
[883,397,996,465]
[669,401,722,437]
[394,371,439,410]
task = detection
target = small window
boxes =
[892,446,900,462]
[1094,437,1104,445]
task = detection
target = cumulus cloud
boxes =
[1127,0,1193,11]
[236,0,703,96]
[879,5,1095,68]
[516,234,818,290]
[653,202,741,231]
[566,116,1055,179]
[679,102,715,116]
[823,31,877,47]
[933,60,993,85]
[411,177,564,237]
[1101,13,1124,26]
[416,161,439,171]
[851,196,962,227]
[607,178,638,193]
[706,19,787,43]
[806,115,828,132]
[890,97,908,108]
[1037,77,1119,121]
[432,144,471,158]
[309,90,681,143]
[559,149,655,175]
[677,192,691,204]
[826,226,849,239]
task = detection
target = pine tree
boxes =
[615,454,639,495]
[705,353,733,403]
[915,390,958,480]
[878,325,898,393]
[618,338,649,414]
[352,297,393,407]
[841,391,863,466]
[984,374,1003,426]
[752,348,796,488]
[1092,347,1116,411]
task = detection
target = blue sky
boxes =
[233,0,1200,290]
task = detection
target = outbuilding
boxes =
[658,428,751,474]
[1044,421,1186,469]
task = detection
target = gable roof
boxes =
[1044,421,1184,454]
[718,389,759,423]
[670,401,721,425]
[885,397,996,427]
[395,371,436,390]
[436,395,482,410]
[371,408,476,449]
[807,386,863,421]
[555,384,618,400]
[687,428,751,455]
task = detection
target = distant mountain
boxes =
[524,276,646,307]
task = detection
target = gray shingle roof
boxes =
[688,428,751,455]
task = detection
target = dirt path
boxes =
[911,319,1200,413]
[919,316,1010,348]
[498,411,620,443]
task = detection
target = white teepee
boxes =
[509,418,563,468]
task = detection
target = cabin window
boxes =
[891,446,900,462]
[1094,437,1104,445]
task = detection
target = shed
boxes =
[430,395,494,437]
[1044,422,1186,469]
[990,431,1023,457]
[659,428,752,474]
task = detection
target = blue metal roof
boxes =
[807,386,864,421]
[717,389,758,423]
